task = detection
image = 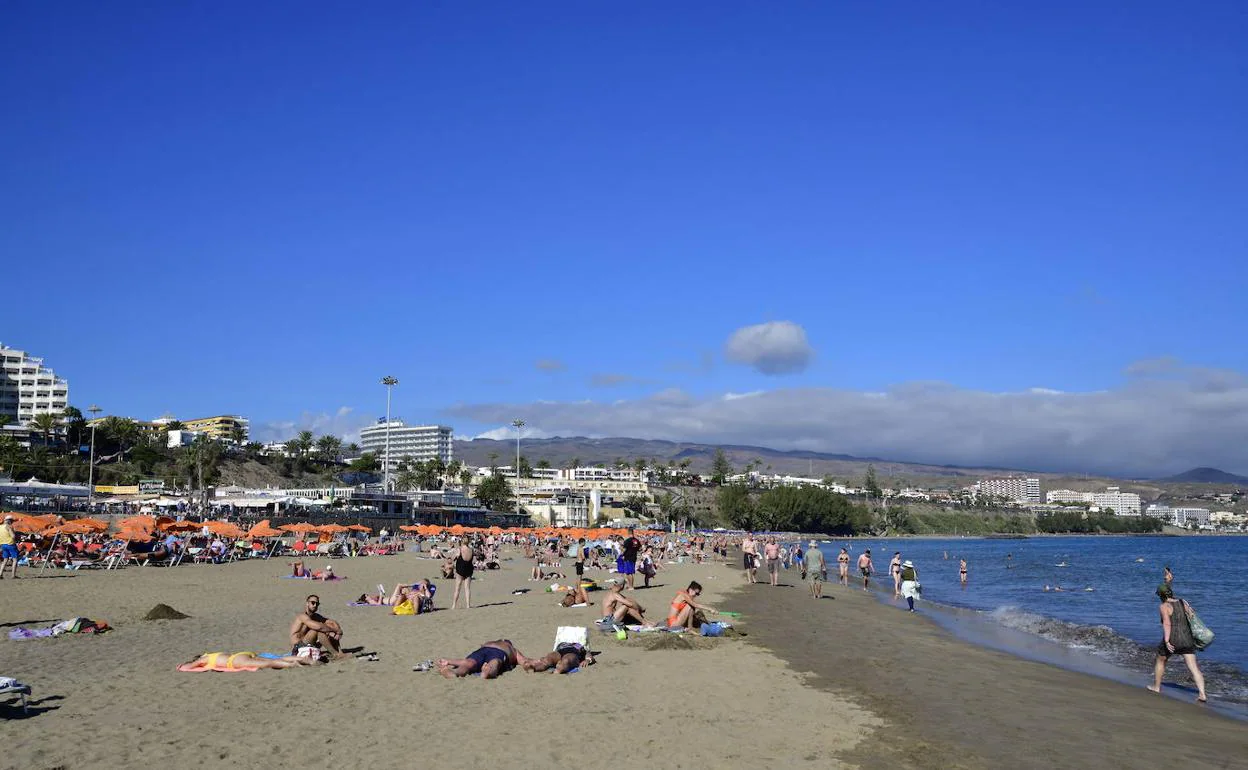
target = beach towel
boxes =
[8,618,109,640]
[554,627,588,649]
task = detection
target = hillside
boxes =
[1157,467,1248,485]
[455,436,1040,487]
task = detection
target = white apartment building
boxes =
[1046,486,1141,515]
[974,477,1041,504]
[521,492,591,528]
[359,420,453,469]
[1090,487,1142,515]
[0,342,69,425]
[1146,504,1211,527]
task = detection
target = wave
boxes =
[984,606,1248,706]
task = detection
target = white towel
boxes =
[554,626,588,650]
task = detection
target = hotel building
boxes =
[973,477,1042,504]
[359,420,454,468]
[0,342,69,425]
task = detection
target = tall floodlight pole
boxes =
[87,404,102,509]
[512,419,525,520]
[381,377,399,491]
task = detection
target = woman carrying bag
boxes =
[899,560,921,612]
[1148,584,1208,703]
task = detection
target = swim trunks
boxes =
[554,642,587,662]
[467,645,512,672]
[617,558,636,575]
[767,558,779,574]
[0,544,18,560]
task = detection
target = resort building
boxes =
[0,342,69,425]
[973,477,1041,504]
[1046,486,1141,515]
[359,420,454,469]
[181,415,249,443]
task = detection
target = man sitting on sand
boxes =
[438,639,530,679]
[523,642,595,673]
[667,581,715,630]
[290,595,347,659]
[601,582,646,625]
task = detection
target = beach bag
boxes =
[392,599,416,616]
[1185,602,1214,649]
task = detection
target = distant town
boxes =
[3,340,1245,533]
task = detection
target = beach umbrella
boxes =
[247,520,284,538]
[205,521,245,539]
[10,515,52,535]
[118,515,158,531]
[398,525,420,532]
[280,522,319,534]
[38,520,95,571]
[317,524,349,534]
[161,521,201,533]
[70,518,110,533]
[347,524,371,533]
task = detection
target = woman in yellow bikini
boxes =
[177,652,315,672]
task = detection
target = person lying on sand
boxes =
[178,652,318,672]
[358,585,410,606]
[523,642,595,673]
[290,594,348,659]
[601,582,645,625]
[667,581,715,630]
[310,565,339,581]
[561,583,590,607]
[438,639,531,679]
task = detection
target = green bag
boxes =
[1186,602,1214,650]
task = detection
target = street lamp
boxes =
[87,404,101,509]
[512,419,525,520]
[381,377,398,492]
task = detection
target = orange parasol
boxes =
[116,527,154,542]
[280,522,320,534]
[10,515,53,534]
[118,515,157,531]
[398,525,420,532]
[317,524,349,534]
[247,520,284,538]
[70,517,110,532]
[347,524,371,533]
[162,521,201,533]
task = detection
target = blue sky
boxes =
[3,2,1246,475]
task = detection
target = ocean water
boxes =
[806,535,1248,709]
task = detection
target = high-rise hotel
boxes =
[1,342,69,425]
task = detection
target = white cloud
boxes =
[723,390,764,401]
[253,406,375,444]
[535,359,566,372]
[473,425,552,441]
[590,373,639,387]
[446,364,1248,476]
[724,321,813,375]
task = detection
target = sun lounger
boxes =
[0,677,32,715]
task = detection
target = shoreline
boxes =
[725,572,1248,769]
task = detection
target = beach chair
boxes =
[0,678,31,716]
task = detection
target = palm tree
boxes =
[346,442,360,455]
[459,468,473,490]
[31,412,61,449]
[446,459,463,487]
[315,435,343,462]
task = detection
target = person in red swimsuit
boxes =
[666,581,716,630]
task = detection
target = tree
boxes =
[518,455,533,478]
[230,425,247,444]
[716,483,754,529]
[31,412,61,449]
[395,469,421,492]
[622,495,648,517]
[633,457,647,473]
[864,464,883,499]
[315,435,343,462]
[569,457,581,470]
[475,474,513,510]
[536,459,551,470]
[62,406,86,450]
[487,452,500,471]
[348,453,379,473]
[446,460,463,486]
[346,442,360,455]
[165,420,186,431]
[710,448,733,485]
[459,468,473,489]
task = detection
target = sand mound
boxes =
[143,604,190,621]
[642,633,713,651]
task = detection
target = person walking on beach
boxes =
[837,548,850,586]
[1148,584,1207,703]
[890,552,902,598]
[959,558,968,585]
[0,515,20,580]
[805,541,826,599]
[764,538,781,586]
[451,540,474,609]
[857,550,874,591]
[899,560,920,611]
[742,536,759,584]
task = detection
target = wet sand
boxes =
[0,551,878,768]
[727,572,1248,770]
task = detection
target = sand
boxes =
[0,552,878,769]
[727,571,1248,770]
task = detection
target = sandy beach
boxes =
[728,571,1248,770]
[0,550,878,769]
